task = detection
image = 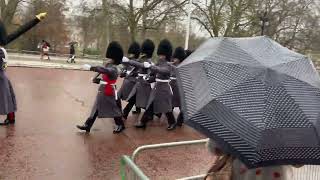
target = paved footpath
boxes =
[0,55,214,180]
[7,53,103,70]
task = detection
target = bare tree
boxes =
[0,0,24,26]
[112,0,187,41]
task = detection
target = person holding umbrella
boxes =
[170,47,186,126]
[134,39,176,130]
[76,41,125,134]
[0,12,47,126]
[67,42,76,63]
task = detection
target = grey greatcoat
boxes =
[0,48,17,115]
[89,64,122,118]
[146,59,173,114]
[118,62,139,101]
[0,18,42,115]
[169,65,181,108]
[123,58,153,109]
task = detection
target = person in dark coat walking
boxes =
[135,39,177,130]
[170,47,186,126]
[122,39,155,113]
[76,41,125,134]
[67,43,76,63]
[0,13,47,126]
[118,42,142,120]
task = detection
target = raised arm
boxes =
[122,60,144,68]
[4,13,46,45]
[148,65,171,76]
[90,66,116,76]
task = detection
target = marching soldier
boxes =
[76,41,125,134]
[0,13,47,126]
[118,42,141,120]
[170,47,186,126]
[122,39,155,115]
[135,39,176,130]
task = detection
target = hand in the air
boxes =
[36,12,47,20]
[143,62,151,68]
[122,57,130,63]
[82,64,91,71]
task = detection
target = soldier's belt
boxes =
[156,78,170,83]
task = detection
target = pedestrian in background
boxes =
[67,43,76,63]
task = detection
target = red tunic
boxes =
[102,74,117,96]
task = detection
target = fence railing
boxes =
[120,139,209,180]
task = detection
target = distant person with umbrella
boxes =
[67,42,76,63]
[0,12,47,125]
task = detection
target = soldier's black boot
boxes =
[132,107,141,114]
[167,123,176,131]
[135,123,146,129]
[176,112,184,127]
[166,112,176,131]
[136,107,153,129]
[113,117,125,134]
[113,125,125,134]
[76,124,91,133]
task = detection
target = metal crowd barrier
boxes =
[120,139,209,180]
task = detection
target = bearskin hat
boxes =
[106,41,123,65]
[173,47,186,62]
[140,39,155,58]
[128,41,140,59]
[157,39,173,61]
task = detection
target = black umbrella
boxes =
[177,36,320,168]
[68,41,78,45]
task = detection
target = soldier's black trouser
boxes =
[123,95,141,119]
[85,110,124,129]
[177,112,184,125]
[140,103,176,125]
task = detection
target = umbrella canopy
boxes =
[177,36,320,168]
[68,41,78,45]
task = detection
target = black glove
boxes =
[90,66,97,71]
[92,78,101,84]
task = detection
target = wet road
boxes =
[0,67,214,180]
